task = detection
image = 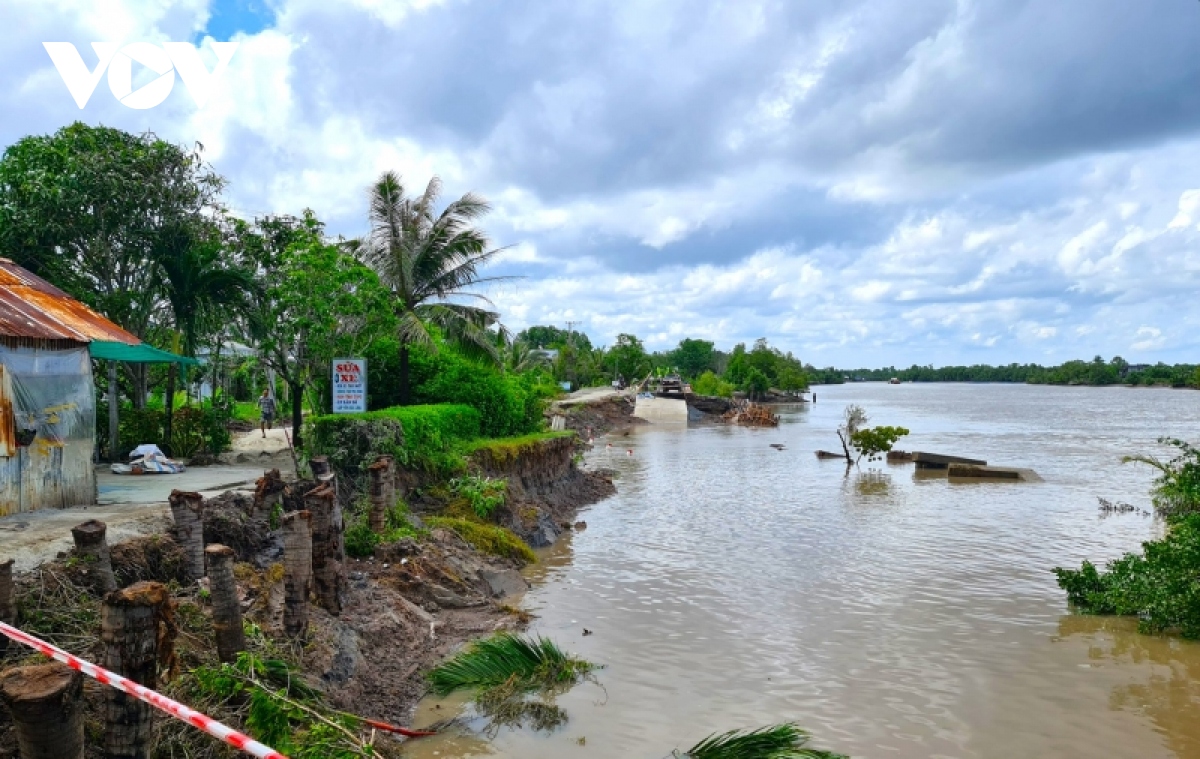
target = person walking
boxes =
[258,388,277,438]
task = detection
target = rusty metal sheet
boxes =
[0,259,139,344]
[0,364,14,458]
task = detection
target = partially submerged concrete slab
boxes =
[912,451,987,469]
[948,464,1042,482]
[632,396,689,423]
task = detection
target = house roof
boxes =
[0,258,140,344]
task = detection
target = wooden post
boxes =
[281,510,312,638]
[368,455,394,532]
[168,490,205,581]
[205,545,245,663]
[0,663,85,759]
[101,582,171,759]
[305,483,344,615]
[0,558,14,656]
[71,519,118,594]
[108,360,120,464]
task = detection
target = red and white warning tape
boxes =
[0,621,288,759]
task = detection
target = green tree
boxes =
[517,325,592,351]
[743,367,770,400]
[257,222,396,445]
[0,122,224,338]
[355,172,510,404]
[668,338,715,380]
[153,221,257,449]
[608,333,651,383]
[692,370,734,398]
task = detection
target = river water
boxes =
[407,383,1200,758]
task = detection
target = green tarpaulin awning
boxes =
[89,341,201,365]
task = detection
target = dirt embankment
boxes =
[471,435,617,548]
[550,395,645,437]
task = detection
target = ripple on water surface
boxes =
[406,384,1200,759]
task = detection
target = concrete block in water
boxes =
[632,396,689,423]
[912,451,987,469]
[948,464,1037,481]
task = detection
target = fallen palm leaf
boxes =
[676,723,848,759]
[428,632,595,696]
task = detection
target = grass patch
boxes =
[467,431,576,466]
[426,517,537,565]
[679,723,849,759]
[428,633,596,734]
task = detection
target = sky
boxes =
[3,0,1200,367]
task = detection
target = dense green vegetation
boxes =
[425,516,538,564]
[1055,438,1200,638]
[305,403,481,476]
[830,357,1200,387]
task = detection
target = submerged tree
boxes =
[355,171,512,404]
[834,404,909,464]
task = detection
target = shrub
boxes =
[1123,438,1200,518]
[425,516,536,564]
[410,344,549,438]
[450,475,508,520]
[1054,513,1200,638]
[344,501,421,558]
[96,403,231,459]
[692,370,734,398]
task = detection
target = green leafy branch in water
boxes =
[1122,437,1200,518]
[1054,512,1200,639]
[428,632,597,733]
[450,474,508,520]
[849,426,909,463]
[674,723,849,759]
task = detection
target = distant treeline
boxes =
[822,357,1200,387]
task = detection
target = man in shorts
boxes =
[258,389,277,438]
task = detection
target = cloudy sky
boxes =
[3,0,1200,367]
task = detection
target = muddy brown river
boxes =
[406,383,1200,758]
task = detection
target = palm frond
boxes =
[680,723,847,759]
[427,633,594,697]
[417,303,504,364]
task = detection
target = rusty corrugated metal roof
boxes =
[0,258,140,344]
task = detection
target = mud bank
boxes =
[551,395,645,437]
[0,434,616,755]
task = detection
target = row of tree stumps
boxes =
[0,459,367,759]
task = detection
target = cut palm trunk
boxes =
[368,455,395,532]
[253,468,286,522]
[168,490,205,581]
[205,544,245,663]
[306,483,345,614]
[101,581,172,759]
[0,663,85,759]
[71,519,118,593]
[282,510,313,638]
[0,559,14,656]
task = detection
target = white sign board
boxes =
[332,358,367,413]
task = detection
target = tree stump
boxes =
[101,582,172,759]
[71,519,118,594]
[205,545,245,663]
[0,663,85,759]
[0,559,14,657]
[168,490,205,581]
[309,455,332,480]
[253,469,286,522]
[305,483,344,615]
[368,455,395,533]
[281,510,313,638]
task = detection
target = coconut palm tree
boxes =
[355,171,512,404]
[153,221,257,450]
[504,340,552,375]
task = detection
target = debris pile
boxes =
[719,401,779,427]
